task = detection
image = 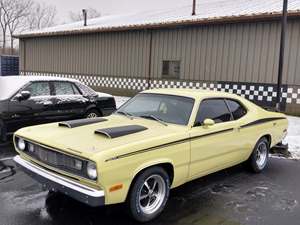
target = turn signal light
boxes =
[109,184,123,192]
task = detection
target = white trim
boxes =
[13,155,104,198]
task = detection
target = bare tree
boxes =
[69,7,101,22]
[0,0,56,54]
[26,2,57,30]
[0,0,33,53]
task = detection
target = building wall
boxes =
[19,19,300,114]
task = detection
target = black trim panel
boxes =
[240,117,286,129]
[95,125,148,139]
[105,127,234,161]
[59,118,107,128]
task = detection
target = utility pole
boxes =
[276,0,288,110]
[192,0,196,16]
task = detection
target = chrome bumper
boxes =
[13,155,105,207]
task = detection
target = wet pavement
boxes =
[1,142,300,225]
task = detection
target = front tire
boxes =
[127,167,170,222]
[248,137,270,173]
[85,109,101,118]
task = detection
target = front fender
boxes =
[132,158,174,183]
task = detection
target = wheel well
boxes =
[126,163,174,200]
[86,107,102,116]
[261,134,272,147]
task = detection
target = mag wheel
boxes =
[127,167,170,222]
[249,137,269,173]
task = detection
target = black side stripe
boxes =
[105,128,234,162]
[240,117,286,129]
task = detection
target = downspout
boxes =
[276,0,288,110]
[147,30,153,90]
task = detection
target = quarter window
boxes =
[195,99,232,125]
[53,82,79,95]
[23,82,50,97]
[225,99,247,120]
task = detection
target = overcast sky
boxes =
[35,0,190,24]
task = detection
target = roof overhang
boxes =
[14,11,300,39]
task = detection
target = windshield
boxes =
[117,93,195,125]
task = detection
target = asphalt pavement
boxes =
[0,142,300,225]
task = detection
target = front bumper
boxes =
[13,155,105,207]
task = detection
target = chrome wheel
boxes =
[138,175,166,215]
[256,142,268,169]
[86,112,98,118]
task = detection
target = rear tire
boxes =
[248,137,270,173]
[85,109,101,118]
[127,166,170,222]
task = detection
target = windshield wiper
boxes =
[140,114,168,126]
[115,111,134,119]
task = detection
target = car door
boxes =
[51,81,89,120]
[7,81,55,132]
[188,98,245,180]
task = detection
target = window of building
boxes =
[195,99,232,125]
[162,60,180,79]
[225,99,247,120]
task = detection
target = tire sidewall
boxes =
[129,167,170,222]
[85,109,101,118]
[250,137,270,173]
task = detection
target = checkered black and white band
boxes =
[21,71,300,105]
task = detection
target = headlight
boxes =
[74,159,83,170]
[17,138,26,151]
[28,143,35,153]
[87,161,97,180]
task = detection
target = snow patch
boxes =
[17,0,300,37]
[283,116,300,159]
[115,96,130,109]
[97,92,113,98]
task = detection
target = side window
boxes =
[225,99,247,120]
[23,82,50,97]
[53,82,77,95]
[195,99,232,125]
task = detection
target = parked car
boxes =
[13,89,287,222]
[0,76,116,142]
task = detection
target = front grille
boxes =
[23,141,89,179]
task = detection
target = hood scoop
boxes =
[59,117,107,128]
[95,125,147,138]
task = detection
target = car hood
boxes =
[15,114,189,159]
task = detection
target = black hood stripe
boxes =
[105,127,234,162]
[241,117,286,129]
[59,118,107,128]
[105,117,286,162]
[95,125,148,139]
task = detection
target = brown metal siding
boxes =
[22,31,150,78]
[20,19,300,85]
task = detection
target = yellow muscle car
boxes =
[13,89,288,222]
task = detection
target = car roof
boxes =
[142,88,242,100]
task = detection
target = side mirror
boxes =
[16,91,31,101]
[203,118,215,127]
